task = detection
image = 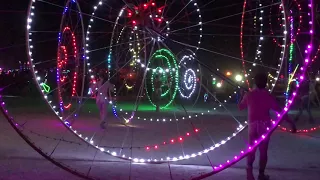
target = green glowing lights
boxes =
[146,49,179,109]
[289,43,294,62]
[40,83,51,93]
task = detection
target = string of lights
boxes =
[99,0,202,122]
[269,0,302,46]
[285,12,295,103]
[146,48,179,109]
[178,55,198,99]
[27,0,88,152]
[22,0,316,171]
[195,1,314,177]
[57,0,249,164]
[240,1,287,93]
[57,26,79,110]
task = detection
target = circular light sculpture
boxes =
[27,0,86,119]
[57,26,79,110]
[178,55,198,99]
[146,49,179,109]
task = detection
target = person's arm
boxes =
[107,84,114,101]
[238,92,248,111]
[108,88,112,101]
[270,95,296,133]
[90,82,97,93]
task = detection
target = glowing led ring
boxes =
[57,26,79,110]
[178,55,197,99]
[71,0,247,166]
[184,69,196,90]
[269,0,302,46]
[27,0,86,142]
[240,0,287,92]
[124,30,140,90]
[193,1,314,178]
[146,49,179,109]
[26,0,254,166]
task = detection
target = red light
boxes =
[186,133,190,136]
[64,103,71,109]
[171,139,174,143]
[179,137,183,141]
[128,12,132,16]
[158,9,162,13]
[146,146,150,150]
[132,20,136,24]
[158,18,162,22]
[195,129,199,132]
[152,3,155,6]
[144,4,147,7]
[154,145,158,149]
[163,142,166,145]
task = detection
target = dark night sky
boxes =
[0,0,318,75]
[0,0,29,68]
[0,0,245,69]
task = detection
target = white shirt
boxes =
[92,80,114,103]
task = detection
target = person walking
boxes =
[91,72,114,129]
[294,80,315,124]
[154,74,162,112]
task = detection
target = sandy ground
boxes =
[0,97,320,180]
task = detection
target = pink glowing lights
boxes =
[195,1,314,178]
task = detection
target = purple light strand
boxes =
[193,1,314,178]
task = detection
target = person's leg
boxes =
[258,137,270,180]
[247,148,256,169]
[155,92,160,112]
[101,101,107,122]
[247,149,256,180]
[247,127,257,180]
[294,106,303,122]
[97,101,106,129]
[306,102,314,123]
[283,113,297,133]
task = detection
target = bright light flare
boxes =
[235,75,243,82]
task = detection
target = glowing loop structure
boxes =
[85,0,203,122]
[269,0,302,47]
[27,0,86,122]
[178,55,198,99]
[240,0,287,92]
[184,69,196,90]
[146,48,179,109]
[57,26,79,110]
[57,46,68,83]
[18,1,316,179]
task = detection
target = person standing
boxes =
[238,73,296,180]
[91,73,115,129]
[294,80,315,124]
[154,74,161,112]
